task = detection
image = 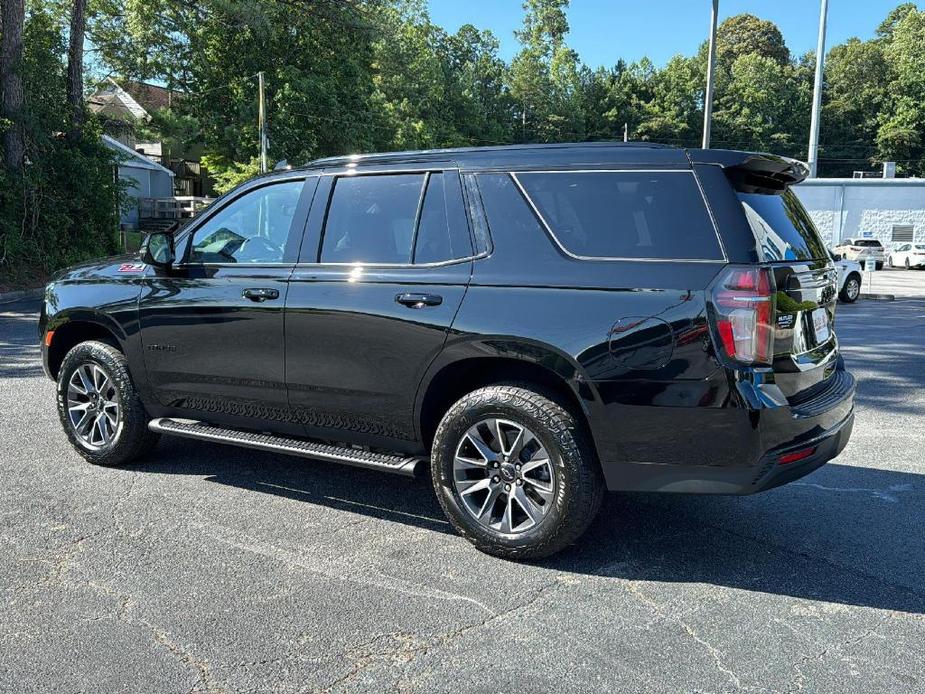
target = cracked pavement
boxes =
[1,277,924,692]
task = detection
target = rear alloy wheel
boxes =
[888,256,894,268]
[56,341,159,466]
[453,418,556,534]
[840,273,861,303]
[432,384,603,559]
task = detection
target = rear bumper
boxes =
[747,407,853,492]
[597,366,856,495]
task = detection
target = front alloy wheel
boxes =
[66,363,122,449]
[56,340,159,466]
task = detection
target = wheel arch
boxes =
[415,338,602,454]
[46,312,125,379]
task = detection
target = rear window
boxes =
[739,189,827,261]
[515,171,723,260]
[854,239,883,248]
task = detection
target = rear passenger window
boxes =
[321,174,424,264]
[319,172,471,265]
[414,173,472,264]
[516,171,723,260]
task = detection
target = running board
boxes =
[148,418,424,477]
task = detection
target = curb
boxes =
[0,288,42,305]
[859,293,895,301]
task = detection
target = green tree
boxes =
[821,38,889,175]
[713,54,798,153]
[444,24,513,146]
[878,6,925,174]
[715,13,790,71]
[509,0,582,143]
[635,54,703,146]
[876,2,918,40]
[1,6,121,286]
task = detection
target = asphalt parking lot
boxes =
[1,271,924,693]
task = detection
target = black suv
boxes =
[40,143,855,558]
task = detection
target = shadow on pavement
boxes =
[135,435,925,615]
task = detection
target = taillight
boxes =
[710,266,774,365]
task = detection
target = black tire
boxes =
[876,261,884,270]
[431,384,604,560]
[888,256,894,268]
[905,258,911,270]
[56,340,159,466]
[839,272,861,303]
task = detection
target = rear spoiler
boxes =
[686,149,808,193]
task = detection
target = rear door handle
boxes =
[243,287,280,302]
[396,292,442,308]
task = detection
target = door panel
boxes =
[139,265,293,424]
[285,264,470,446]
[138,175,316,432]
[284,167,473,449]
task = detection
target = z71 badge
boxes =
[118,262,146,273]
[776,314,795,329]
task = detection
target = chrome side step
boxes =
[148,418,424,477]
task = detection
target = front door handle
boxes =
[396,292,443,308]
[243,287,280,302]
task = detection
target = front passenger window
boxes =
[189,180,304,264]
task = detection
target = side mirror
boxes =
[832,253,842,261]
[142,231,176,268]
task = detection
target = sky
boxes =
[427,0,921,68]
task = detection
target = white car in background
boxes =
[829,251,862,303]
[887,243,925,269]
[832,238,885,269]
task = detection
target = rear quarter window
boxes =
[514,170,723,261]
[739,189,827,261]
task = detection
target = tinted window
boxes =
[321,174,424,264]
[414,173,472,263]
[855,239,883,247]
[473,173,555,255]
[739,189,827,261]
[189,180,304,263]
[516,171,722,260]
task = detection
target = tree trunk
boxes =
[66,0,87,141]
[0,0,25,171]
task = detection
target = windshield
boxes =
[738,189,827,261]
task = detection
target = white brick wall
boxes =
[794,179,925,249]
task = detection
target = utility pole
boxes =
[623,123,628,143]
[258,71,268,174]
[807,0,829,178]
[702,0,719,149]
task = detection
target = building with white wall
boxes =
[794,178,925,249]
[102,135,175,229]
